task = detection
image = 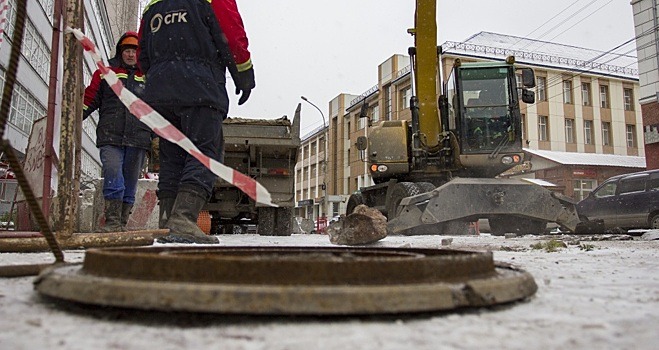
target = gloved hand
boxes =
[235,67,255,105]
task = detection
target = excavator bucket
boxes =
[388,178,580,235]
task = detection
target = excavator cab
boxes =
[444,60,535,178]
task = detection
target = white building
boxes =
[0,0,131,215]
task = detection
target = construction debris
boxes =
[327,204,388,245]
[0,229,168,253]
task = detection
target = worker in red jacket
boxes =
[83,32,150,232]
[139,0,254,244]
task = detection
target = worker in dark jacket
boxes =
[138,0,255,244]
[83,31,150,232]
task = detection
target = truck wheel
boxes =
[257,207,276,236]
[441,220,471,235]
[386,182,420,219]
[416,182,435,193]
[274,207,293,236]
[489,217,508,236]
[516,219,546,235]
[346,193,366,215]
[490,217,545,235]
[257,207,293,236]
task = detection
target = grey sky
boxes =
[158,1,638,136]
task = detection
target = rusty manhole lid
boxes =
[35,246,537,315]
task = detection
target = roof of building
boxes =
[524,148,647,168]
[443,31,638,80]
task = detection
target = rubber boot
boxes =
[100,199,123,233]
[157,186,219,244]
[121,203,133,231]
[157,191,176,229]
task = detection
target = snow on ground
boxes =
[1,233,658,350]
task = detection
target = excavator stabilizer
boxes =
[388,178,580,235]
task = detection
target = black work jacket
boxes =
[138,0,235,111]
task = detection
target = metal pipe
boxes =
[43,0,64,222]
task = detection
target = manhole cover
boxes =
[35,246,537,315]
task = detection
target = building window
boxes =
[573,179,596,201]
[536,76,547,101]
[356,115,365,130]
[384,85,391,121]
[371,104,380,123]
[538,115,548,141]
[401,87,412,110]
[626,124,636,148]
[565,118,575,143]
[600,85,609,108]
[602,122,611,146]
[584,120,593,145]
[581,83,591,106]
[23,20,51,81]
[623,88,634,111]
[37,0,55,22]
[0,71,47,135]
[563,80,573,104]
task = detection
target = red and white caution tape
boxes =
[0,0,9,47]
[66,27,276,207]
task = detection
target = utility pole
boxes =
[56,0,84,237]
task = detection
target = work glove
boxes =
[235,67,255,105]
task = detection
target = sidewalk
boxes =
[1,233,658,350]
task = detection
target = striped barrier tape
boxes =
[66,27,276,207]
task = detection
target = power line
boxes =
[517,0,603,52]
[524,25,657,110]
[507,0,587,50]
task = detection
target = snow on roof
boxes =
[524,148,646,168]
[442,31,638,80]
[520,178,558,187]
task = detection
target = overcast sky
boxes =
[192,1,637,136]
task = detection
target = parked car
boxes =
[576,169,659,233]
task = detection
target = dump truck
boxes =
[203,104,300,235]
[345,0,580,235]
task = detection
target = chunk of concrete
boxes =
[327,205,387,245]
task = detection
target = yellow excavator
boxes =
[347,0,580,235]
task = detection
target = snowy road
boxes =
[1,233,658,350]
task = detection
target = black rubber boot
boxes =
[157,186,219,244]
[120,203,133,231]
[157,191,176,229]
[100,199,123,232]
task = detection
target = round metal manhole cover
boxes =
[35,246,537,315]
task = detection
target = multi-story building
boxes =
[300,32,646,220]
[632,0,659,169]
[295,93,360,222]
[0,0,129,215]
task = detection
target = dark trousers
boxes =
[99,145,146,204]
[157,105,224,197]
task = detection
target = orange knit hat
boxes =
[119,36,138,49]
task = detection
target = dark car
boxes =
[576,169,659,233]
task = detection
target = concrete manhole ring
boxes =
[35,246,537,315]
